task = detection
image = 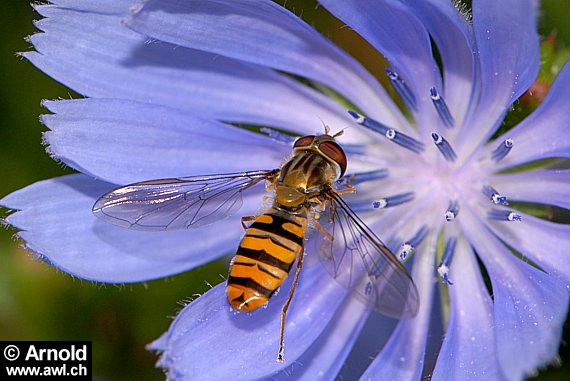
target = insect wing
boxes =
[316,191,419,318]
[92,170,276,231]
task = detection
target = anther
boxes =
[482,185,509,206]
[491,138,514,162]
[430,87,455,128]
[373,192,415,209]
[398,225,428,261]
[431,132,457,162]
[445,200,460,222]
[437,237,456,285]
[399,244,414,261]
[385,68,417,111]
[488,209,522,222]
[341,169,388,186]
[260,128,296,145]
[348,111,425,153]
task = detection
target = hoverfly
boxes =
[92,128,419,362]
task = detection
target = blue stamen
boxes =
[398,225,429,261]
[341,143,367,155]
[348,111,425,153]
[445,200,460,222]
[347,110,364,123]
[373,192,415,209]
[438,237,457,285]
[430,87,455,128]
[385,68,417,111]
[441,237,457,265]
[491,138,514,162]
[408,225,429,247]
[431,132,457,162]
[488,209,522,222]
[482,185,509,206]
[260,127,296,145]
[387,238,401,254]
[340,169,388,186]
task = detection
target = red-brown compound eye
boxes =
[293,135,316,148]
[319,141,347,177]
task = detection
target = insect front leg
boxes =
[335,185,356,196]
[264,169,280,192]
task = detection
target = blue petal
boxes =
[401,0,476,127]
[42,99,288,185]
[125,0,408,129]
[1,175,260,282]
[44,0,132,14]
[457,0,539,156]
[149,264,346,381]
[432,237,506,381]
[461,209,569,379]
[360,231,437,380]
[490,170,570,210]
[486,60,570,170]
[271,297,370,380]
[319,0,442,136]
[487,212,570,291]
[28,5,351,134]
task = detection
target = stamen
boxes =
[488,209,522,222]
[373,192,415,209]
[482,185,509,206]
[398,225,428,261]
[431,132,457,162]
[387,238,401,254]
[438,237,457,285]
[399,244,414,261]
[444,200,460,222]
[430,87,455,128]
[491,138,514,162]
[385,68,417,111]
[341,144,367,155]
[348,111,425,153]
[260,127,296,145]
[341,169,388,186]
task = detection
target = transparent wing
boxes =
[316,190,419,318]
[92,170,277,231]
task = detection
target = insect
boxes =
[92,128,419,362]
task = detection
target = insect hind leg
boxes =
[241,215,257,230]
[277,252,305,363]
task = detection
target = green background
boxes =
[0,1,568,380]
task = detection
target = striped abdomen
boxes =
[227,207,308,311]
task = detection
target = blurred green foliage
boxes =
[1,1,569,380]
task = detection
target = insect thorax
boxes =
[275,150,340,209]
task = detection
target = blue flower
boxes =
[2,0,570,380]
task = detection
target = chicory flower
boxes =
[2,0,569,380]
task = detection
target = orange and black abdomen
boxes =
[227,208,307,311]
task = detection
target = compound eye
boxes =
[319,141,347,177]
[294,135,315,148]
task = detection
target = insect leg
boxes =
[335,185,356,195]
[276,251,305,363]
[313,219,334,242]
[240,215,257,230]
